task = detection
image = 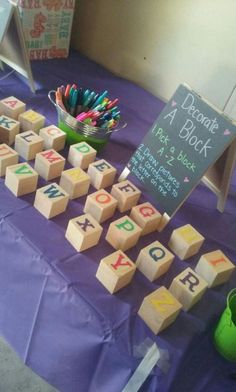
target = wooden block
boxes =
[14,131,44,160]
[169,267,208,311]
[130,202,162,235]
[87,159,117,189]
[136,240,174,282]
[96,250,136,293]
[19,109,45,133]
[34,183,69,219]
[0,115,20,145]
[68,142,97,169]
[39,125,66,151]
[111,180,141,212]
[138,286,182,334]
[105,215,142,251]
[0,144,19,176]
[59,167,90,199]
[195,250,235,287]
[168,224,205,260]
[34,149,65,180]
[0,96,26,120]
[84,189,118,223]
[5,162,38,196]
[65,213,103,252]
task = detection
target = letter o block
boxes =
[88,159,117,189]
[34,149,65,180]
[130,202,162,235]
[19,110,45,133]
[0,96,26,120]
[0,144,19,176]
[68,142,97,169]
[84,189,117,223]
[59,167,90,199]
[0,115,20,146]
[39,125,66,151]
[106,215,142,251]
[34,183,69,219]
[168,224,205,260]
[14,131,44,160]
[5,163,38,196]
[111,180,141,212]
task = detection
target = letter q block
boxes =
[39,125,66,151]
[68,142,97,169]
[34,183,69,219]
[111,180,141,212]
[0,115,20,145]
[34,149,65,180]
[0,96,26,120]
[106,215,142,251]
[84,189,117,223]
[5,163,38,196]
[19,109,45,133]
[14,131,44,160]
[168,224,205,260]
[130,202,162,235]
[59,167,90,199]
[0,144,19,176]
[88,159,117,189]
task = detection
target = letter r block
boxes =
[84,189,117,223]
[130,202,162,235]
[0,144,19,176]
[5,163,38,196]
[88,159,117,189]
[39,125,66,151]
[111,180,141,212]
[0,96,26,120]
[19,109,45,133]
[34,183,69,219]
[34,149,65,180]
[168,224,205,260]
[68,142,97,169]
[105,215,142,251]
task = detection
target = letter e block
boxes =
[130,202,162,235]
[0,96,26,120]
[88,159,117,189]
[34,149,65,180]
[34,183,69,219]
[14,131,44,160]
[84,189,117,223]
[59,167,90,199]
[0,115,20,145]
[106,215,142,251]
[39,125,66,151]
[68,142,97,169]
[19,110,45,133]
[0,144,19,176]
[168,224,205,260]
[5,163,38,196]
[111,180,141,212]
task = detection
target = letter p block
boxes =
[105,215,142,251]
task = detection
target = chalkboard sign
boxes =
[127,84,236,216]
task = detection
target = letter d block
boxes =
[65,214,103,252]
[84,189,117,223]
[130,202,162,235]
[0,144,19,176]
[19,110,45,133]
[34,183,69,219]
[88,159,117,189]
[68,142,97,169]
[168,224,205,260]
[111,180,141,212]
[138,286,182,334]
[14,131,44,160]
[0,115,20,146]
[106,216,142,251]
[34,149,65,180]
[195,250,235,287]
[0,96,26,120]
[5,163,38,196]
[59,167,90,199]
[39,125,66,151]
[96,251,136,293]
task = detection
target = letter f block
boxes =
[106,215,142,251]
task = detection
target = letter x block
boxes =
[195,250,235,288]
[96,251,136,293]
[65,213,103,252]
[0,115,20,146]
[106,215,142,251]
[88,159,117,189]
[34,149,65,180]
[130,202,162,235]
[111,180,141,212]
[0,96,26,120]
[19,109,45,133]
[5,163,38,196]
[0,144,19,176]
[84,189,118,223]
[138,286,182,334]
[14,131,44,160]
[168,224,205,260]
[68,142,97,169]
[59,167,90,199]
[34,183,69,219]
[169,267,208,311]
[39,125,66,151]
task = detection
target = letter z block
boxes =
[0,115,20,145]
[5,163,38,196]
[106,215,142,251]
[34,149,65,180]
[19,110,45,133]
[111,180,141,212]
[168,224,205,260]
[34,183,69,219]
[84,189,118,223]
[39,125,66,151]
[59,167,90,199]
[68,142,97,169]
[88,159,117,189]
[14,131,44,160]
[0,144,19,176]
[130,202,162,235]
[0,96,26,120]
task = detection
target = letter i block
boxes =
[14,131,44,160]
[96,251,136,293]
[34,149,65,180]
[168,224,205,260]
[68,142,97,169]
[169,267,208,311]
[130,202,162,235]
[5,163,38,196]
[0,144,19,176]
[84,189,118,223]
[34,183,69,219]
[0,115,20,145]
[39,125,66,151]
[195,250,235,288]
[136,241,174,282]
[19,110,45,133]
[65,213,103,252]
[111,180,141,213]
[138,286,182,334]
[106,215,142,251]
[88,159,117,189]
[59,167,90,199]
[0,96,26,120]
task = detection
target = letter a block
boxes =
[84,189,118,223]
[88,159,117,189]
[68,142,97,169]
[96,251,136,293]
[39,125,66,151]
[19,110,45,133]
[34,149,65,180]
[14,131,44,160]
[5,163,38,196]
[168,224,205,260]
[169,267,208,311]
[59,167,90,199]
[111,180,141,213]
[106,216,142,251]
[65,213,103,252]
[34,183,69,219]
[0,96,26,120]
[195,250,235,288]
[0,115,20,145]
[130,202,162,235]
[136,241,174,282]
[0,144,19,176]
[138,286,182,334]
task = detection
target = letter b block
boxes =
[0,115,20,145]
[168,224,205,260]
[68,142,97,169]
[88,159,117,189]
[34,183,69,219]
[14,131,44,160]
[0,144,19,176]
[130,202,162,235]
[39,125,66,151]
[19,110,45,133]
[5,163,38,196]
[84,189,118,223]
[34,149,65,180]
[59,167,90,199]
[106,216,142,251]
[111,180,141,212]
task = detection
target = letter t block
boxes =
[106,215,142,251]
[168,224,205,260]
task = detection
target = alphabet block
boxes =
[0,96,26,120]
[84,189,118,223]
[168,224,205,260]
[130,202,162,235]
[68,142,97,169]
[34,183,69,219]
[96,250,136,293]
[19,110,45,133]
[195,250,235,288]
[169,267,208,311]
[88,159,117,189]
[106,215,142,251]
[14,131,44,160]
[5,162,38,196]
[136,241,174,282]
[138,286,182,334]
[34,149,65,180]
[65,213,103,252]
[0,144,19,176]
[0,115,20,145]
[111,180,141,213]
[59,167,90,199]
[39,125,66,151]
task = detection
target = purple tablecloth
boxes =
[0,50,235,392]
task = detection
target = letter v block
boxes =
[14,131,44,160]
[130,202,162,235]
[0,144,19,176]
[138,286,182,334]
[34,149,65,180]
[0,96,26,120]
[111,180,141,212]
[106,215,142,251]
[34,183,69,219]
[68,141,97,169]
[168,224,205,260]
[0,115,20,146]
[88,159,117,189]
[19,109,45,133]
[96,251,136,293]
[5,163,38,196]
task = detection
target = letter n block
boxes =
[34,183,69,219]
[136,241,174,282]
[138,286,182,334]
[0,96,26,120]
[68,142,97,169]
[0,115,20,145]
[168,224,205,260]
[169,267,208,311]
[111,180,141,212]
[88,159,117,189]
[195,250,235,287]
[106,215,142,251]
[0,144,19,176]
[19,110,45,133]
[39,125,66,151]
[59,167,90,199]
[14,131,44,160]
[34,149,65,180]
[5,163,38,196]
[130,202,162,235]
[96,251,136,293]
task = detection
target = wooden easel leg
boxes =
[0,61,4,71]
[157,213,170,232]
[118,167,130,182]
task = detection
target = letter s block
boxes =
[0,96,26,120]
[0,144,19,176]
[34,149,65,180]
[0,115,20,146]
[130,202,162,235]
[84,189,117,223]
[168,224,205,260]
[105,215,142,251]
[39,125,66,151]
[19,109,45,133]
[5,163,38,196]
[14,131,44,160]
[88,159,117,189]
[68,142,97,169]
[34,183,69,219]
[111,180,141,212]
